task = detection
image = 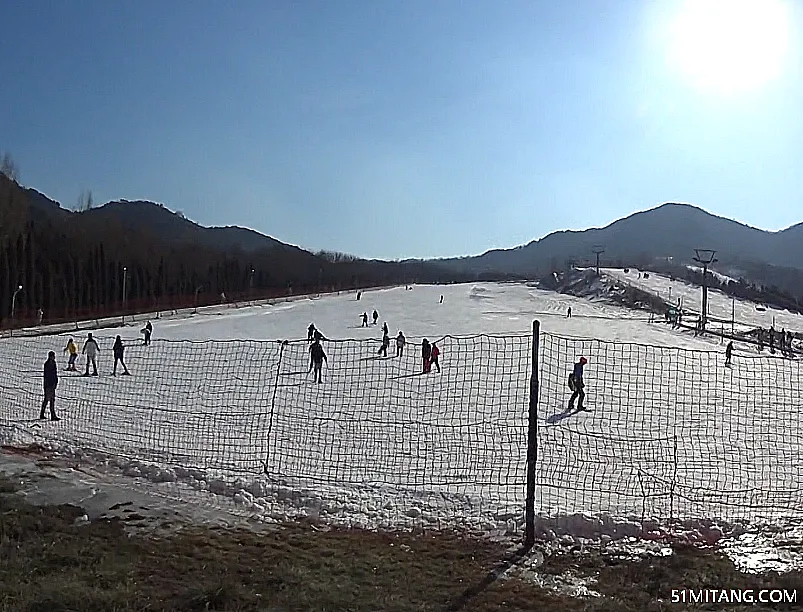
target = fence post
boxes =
[525,320,540,547]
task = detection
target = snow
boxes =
[603,268,803,333]
[0,281,801,546]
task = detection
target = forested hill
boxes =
[0,174,484,327]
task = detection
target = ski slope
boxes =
[0,281,800,538]
[603,268,803,334]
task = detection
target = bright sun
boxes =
[665,0,791,94]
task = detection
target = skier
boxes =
[396,331,406,357]
[141,321,153,345]
[430,342,441,373]
[372,310,379,325]
[725,341,734,366]
[309,338,327,383]
[361,312,369,327]
[63,337,78,371]
[439,295,444,304]
[112,335,130,376]
[567,307,572,318]
[40,351,59,421]
[422,339,432,373]
[82,333,100,376]
[357,291,362,301]
[378,330,390,357]
[382,321,389,336]
[307,323,316,341]
[568,356,588,411]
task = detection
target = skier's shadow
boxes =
[545,406,583,424]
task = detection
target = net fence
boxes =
[538,332,803,527]
[0,331,531,532]
[1,324,802,536]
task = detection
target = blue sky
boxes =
[2,1,803,259]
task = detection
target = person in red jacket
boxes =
[430,343,441,373]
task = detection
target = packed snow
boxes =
[0,281,801,545]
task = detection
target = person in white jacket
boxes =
[82,332,100,376]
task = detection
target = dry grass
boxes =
[1,478,801,611]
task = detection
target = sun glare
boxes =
[666,0,791,94]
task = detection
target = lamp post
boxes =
[11,284,23,320]
[122,267,128,307]
[692,249,718,334]
[250,268,255,299]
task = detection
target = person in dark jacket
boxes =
[361,312,369,327]
[309,339,328,383]
[40,351,59,421]
[372,310,379,325]
[725,341,734,366]
[112,335,130,376]
[568,356,588,411]
[378,330,390,357]
[307,323,316,341]
[141,321,153,345]
[422,339,432,373]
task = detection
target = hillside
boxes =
[0,174,472,327]
[433,203,803,280]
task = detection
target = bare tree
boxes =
[76,189,95,212]
[0,152,19,181]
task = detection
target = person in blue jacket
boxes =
[568,356,588,411]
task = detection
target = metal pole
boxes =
[668,287,672,303]
[732,298,735,336]
[525,319,540,547]
[122,267,127,324]
[11,285,22,320]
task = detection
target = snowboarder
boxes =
[309,339,327,383]
[382,322,389,336]
[378,331,390,357]
[112,335,130,376]
[568,357,587,411]
[396,331,406,357]
[82,333,100,376]
[40,351,59,421]
[422,339,432,373]
[361,312,369,327]
[372,310,379,325]
[141,321,153,345]
[63,338,78,371]
[430,342,441,373]
[725,341,733,366]
[567,307,572,318]
[307,323,316,341]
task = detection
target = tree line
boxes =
[0,171,475,328]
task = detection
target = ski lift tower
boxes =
[591,245,605,277]
[693,249,718,333]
